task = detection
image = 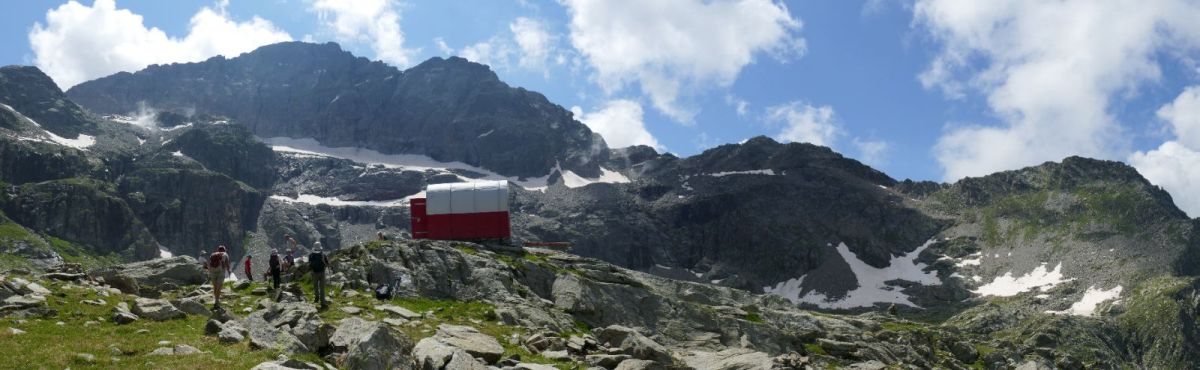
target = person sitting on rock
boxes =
[377,231,388,241]
[308,242,331,309]
[284,233,298,252]
[243,255,253,282]
[267,249,282,290]
[209,246,232,310]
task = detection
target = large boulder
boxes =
[413,337,458,370]
[330,318,414,370]
[132,298,185,321]
[682,349,774,370]
[91,256,206,293]
[173,295,213,316]
[111,302,139,324]
[613,360,665,370]
[595,326,673,365]
[432,324,504,364]
[246,313,309,354]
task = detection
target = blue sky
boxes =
[4,0,1200,215]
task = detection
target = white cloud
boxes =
[853,138,890,167]
[725,94,750,117]
[459,38,512,69]
[914,0,1200,181]
[1158,86,1200,149]
[1131,86,1200,217]
[571,100,663,150]
[29,0,292,89]
[310,0,416,67]
[510,17,555,71]
[433,37,453,56]
[562,0,804,124]
[766,101,838,147]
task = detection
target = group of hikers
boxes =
[199,233,330,311]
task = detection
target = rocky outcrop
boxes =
[119,165,265,259]
[3,179,158,260]
[595,326,674,365]
[167,123,277,189]
[90,256,206,293]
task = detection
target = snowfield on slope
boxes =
[269,192,426,208]
[2,103,95,150]
[1046,285,1123,316]
[263,137,628,189]
[763,240,941,309]
[973,262,1072,297]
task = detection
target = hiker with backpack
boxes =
[209,246,232,309]
[267,249,282,290]
[309,242,331,309]
[244,255,253,281]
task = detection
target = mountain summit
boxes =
[66,42,607,179]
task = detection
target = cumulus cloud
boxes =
[1131,86,1200,217]
[562,0,805,124]
[766,101,838,147]
[29,0,292,89]
[436,17,560,76]
[310,0,415,67]
[459,38,512,69]
[725,94,750,117]
[510,17,555,71]
[914,0,1200,181]
[853,138,890,167]
[570,100,663,150]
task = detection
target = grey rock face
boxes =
[3,179,159,260]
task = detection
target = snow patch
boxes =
[974,263,1072,297]
[270,194,415,208]
[265,136,630,190]
[158,247,173,259]
[956,253,982,267]
[1046,285,1122,316]
[1,103,95,149]
[171,151,185,158]
[706,169,776,177]
[263,137,552,188]
[763,240,942,309]
[560,167,631,188]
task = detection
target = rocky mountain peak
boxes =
[66,41,605,179]
[407,56,499,82]
[0,65,94,137]
[944,156,1183,217]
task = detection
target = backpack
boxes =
[208,252,225,270]
[269,254,280,270]
[374,283,392,300]
[309,251,326,273]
